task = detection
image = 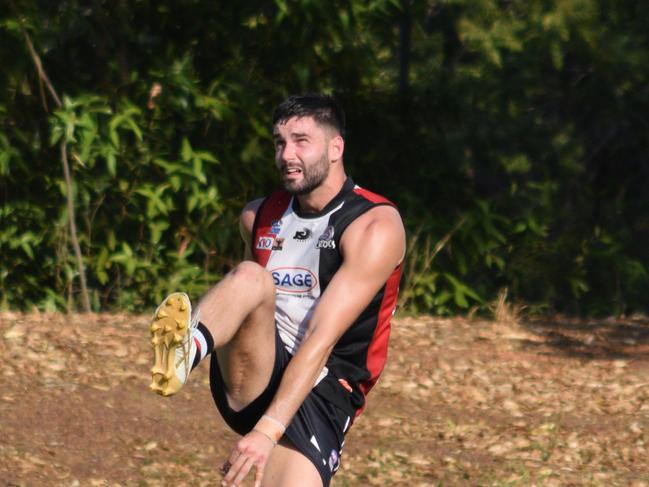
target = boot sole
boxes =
[149,292,191,396]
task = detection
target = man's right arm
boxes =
[239,198,265,261]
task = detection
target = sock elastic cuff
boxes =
[197,321,215,355]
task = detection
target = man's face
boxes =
[273,116,331,195]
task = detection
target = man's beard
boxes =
[281,155,330,195]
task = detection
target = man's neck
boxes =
[294,171,347,214]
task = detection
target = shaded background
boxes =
[1,0,648,316]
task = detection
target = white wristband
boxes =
[262,414,286,433]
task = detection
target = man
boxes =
[149,94,405,487]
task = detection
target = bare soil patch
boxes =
[2,312,649,486]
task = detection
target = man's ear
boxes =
[329,134,344,162]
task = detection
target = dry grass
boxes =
[489,288,541,343]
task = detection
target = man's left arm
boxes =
[222,205,405,486]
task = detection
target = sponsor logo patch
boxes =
[293,228,312,241]
[272,237,284,251]
[316,225,336,249]
[270,219,282,234]
[271,267,318,293]
[328,448,340,472]
[255,236,274,250]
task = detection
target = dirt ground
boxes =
[2,311,649,486]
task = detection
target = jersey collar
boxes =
[291,177,355,219]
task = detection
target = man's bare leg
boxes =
[263,442,323,487]
[195,260,277,410]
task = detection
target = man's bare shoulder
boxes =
[340,204,406,265]
[348,204,404,237]
[240,197,265,235]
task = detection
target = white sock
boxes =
[190,321,214,370]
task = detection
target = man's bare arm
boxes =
[239,198,264,261]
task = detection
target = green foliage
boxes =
[1,0,648,315]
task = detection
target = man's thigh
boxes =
[263,443,323,487]
[203,261,278,410]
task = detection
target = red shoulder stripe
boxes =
[353,186,396,206]
[252,192,292,267]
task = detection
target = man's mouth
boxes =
[283,167,303,177]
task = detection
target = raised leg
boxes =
[195,261,278,410]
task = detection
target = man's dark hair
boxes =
[272,94,346,137]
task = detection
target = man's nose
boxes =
[279,142,296,162]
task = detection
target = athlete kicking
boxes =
[149,94,405,487]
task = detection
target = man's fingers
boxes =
[231,456,254,486]
[227,447,242,467]
[254,462,265,487]
[221,433,273,486]
[222,452,248,486]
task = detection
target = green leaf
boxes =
[104,147,117,176]
[181,138,192,162]
[193,157,206,184]
[149,221,170,244]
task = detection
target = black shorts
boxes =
[209,329,351,486]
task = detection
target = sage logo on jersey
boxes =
[255,236,274,250]
[316,225,336,249]
[271,267,318,293]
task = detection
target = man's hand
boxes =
[221,430,275,487]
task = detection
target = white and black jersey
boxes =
[252,178,403,419]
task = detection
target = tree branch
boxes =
[20,26,92,312]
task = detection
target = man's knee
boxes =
[229,260,266,278]
[227,261,275,300]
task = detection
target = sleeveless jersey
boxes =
[251,178,403,419]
